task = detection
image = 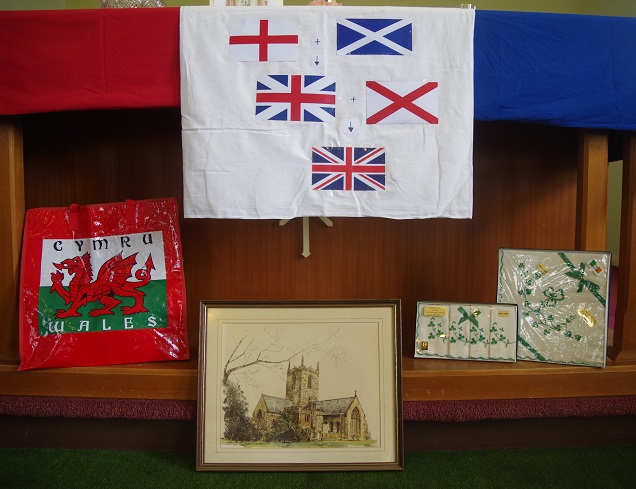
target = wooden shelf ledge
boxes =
[0,359,199,401]
[2,356,636,403]
[402,357,636,401]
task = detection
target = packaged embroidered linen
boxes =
[415,302,517,362]
[497,248,611,367]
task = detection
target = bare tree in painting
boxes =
[222,325,345,387]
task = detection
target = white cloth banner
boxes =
[180,6,474,219]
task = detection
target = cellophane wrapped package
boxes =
[18,198,189,370]
[415,302,518,362]
[497,248,611,368]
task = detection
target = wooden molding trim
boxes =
[0,117,24,356]
[576,129,608,251]
[612,132,636,361]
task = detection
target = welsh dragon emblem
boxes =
[50,251,155,319]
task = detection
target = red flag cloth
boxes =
[0,8,180,115]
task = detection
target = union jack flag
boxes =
[256,75,336,122]
[311,146,386,191]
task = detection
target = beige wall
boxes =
[0,0,65,9]
[582,0,636,16]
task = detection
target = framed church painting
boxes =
[196,300,403,471]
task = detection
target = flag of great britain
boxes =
[256,75,337,122]
[312,146,386,191]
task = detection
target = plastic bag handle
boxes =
[67,200,137,235]
[67,203,81,234]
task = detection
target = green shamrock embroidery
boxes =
[540,287,565,308]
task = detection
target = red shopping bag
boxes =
[18,198,189,370]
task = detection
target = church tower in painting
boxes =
[286,356,319,407]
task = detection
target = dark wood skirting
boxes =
[2,415,634,453]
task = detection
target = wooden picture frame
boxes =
[196,300,403,471]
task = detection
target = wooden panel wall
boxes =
[16,109,578,359]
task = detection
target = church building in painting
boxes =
[252,357,371,441]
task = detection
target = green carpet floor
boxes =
[1,446,635,489]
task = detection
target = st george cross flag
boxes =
[180,6,474,219]
[229,18,298,62]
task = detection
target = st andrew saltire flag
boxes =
[337,18,412,56]
[256,75,336,122]
[312,147,386,191]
